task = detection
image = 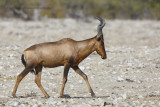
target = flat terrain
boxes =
[0,18,160,106]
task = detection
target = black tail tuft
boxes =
[21,54,36,74]
[21,54,26,67]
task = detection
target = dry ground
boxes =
[0,18,160,106]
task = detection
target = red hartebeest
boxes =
[12,17,106,98]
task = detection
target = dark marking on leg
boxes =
[35,65,50,98]
[72,66,96,97]
[60,60,72,97]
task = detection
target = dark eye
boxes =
[97,37,101,41]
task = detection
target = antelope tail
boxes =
[21,54,36,74]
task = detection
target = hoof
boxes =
[91,92,96,98]
[45,95,50,98]
[12,94,17,98]
[59,96,65,98]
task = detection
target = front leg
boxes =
[60,63,71,98]
[72,66,96,97]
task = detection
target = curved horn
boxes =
[95,16,105,38]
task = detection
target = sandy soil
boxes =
[0,18,160,106]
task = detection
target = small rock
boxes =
[14,102,19,107]
[125,79,134,82]
[70,84,74,89]
[117,77,124,82]
[32,104,38,107]
[0,66,3,70]
[138,95,143,99]
[80,66,85,70]
[121,93,127,99]
[103,102,111,106]
[79,80,83,84]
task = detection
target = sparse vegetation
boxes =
[0,0,160,20]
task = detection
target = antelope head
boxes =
[95,16,107,59]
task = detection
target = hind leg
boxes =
[35,65,50,98]
[12,62,34,98]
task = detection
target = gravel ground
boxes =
[0,18,160,106]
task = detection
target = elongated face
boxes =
[95,35,107,59]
